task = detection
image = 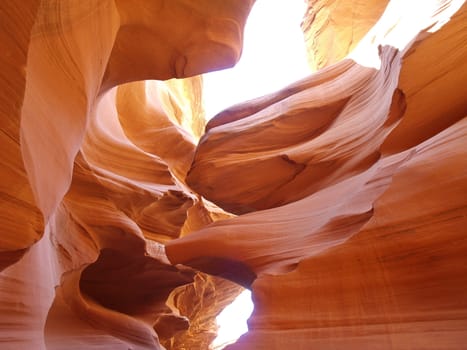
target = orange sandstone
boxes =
[0,0,466,349]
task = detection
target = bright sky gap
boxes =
[203,0,310,120]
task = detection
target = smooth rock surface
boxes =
[0,0,466,349]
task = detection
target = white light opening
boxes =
[203,0,310,120]
[211,290,254,350]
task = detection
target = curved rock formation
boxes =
[1,0,466,349]
[1,1,252,349]
[173,0,467,348]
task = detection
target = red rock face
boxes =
[1,0,466,349]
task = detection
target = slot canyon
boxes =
[0,0,466,349]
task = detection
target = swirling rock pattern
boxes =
[0,0,466,349]
[0,1,252,349]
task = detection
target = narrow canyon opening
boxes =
[203,0,310,120]
[199,1,309,348]
[211,290,254,349]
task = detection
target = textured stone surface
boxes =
[301,0,389,71]
[0,1,253,349]
[1,0,466,349]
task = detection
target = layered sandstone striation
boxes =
[1,0,466,349]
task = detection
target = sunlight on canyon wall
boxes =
[0,0,466,349]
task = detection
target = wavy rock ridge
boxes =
[0,0,466,349]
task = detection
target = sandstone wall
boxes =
[0,0,466,349]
